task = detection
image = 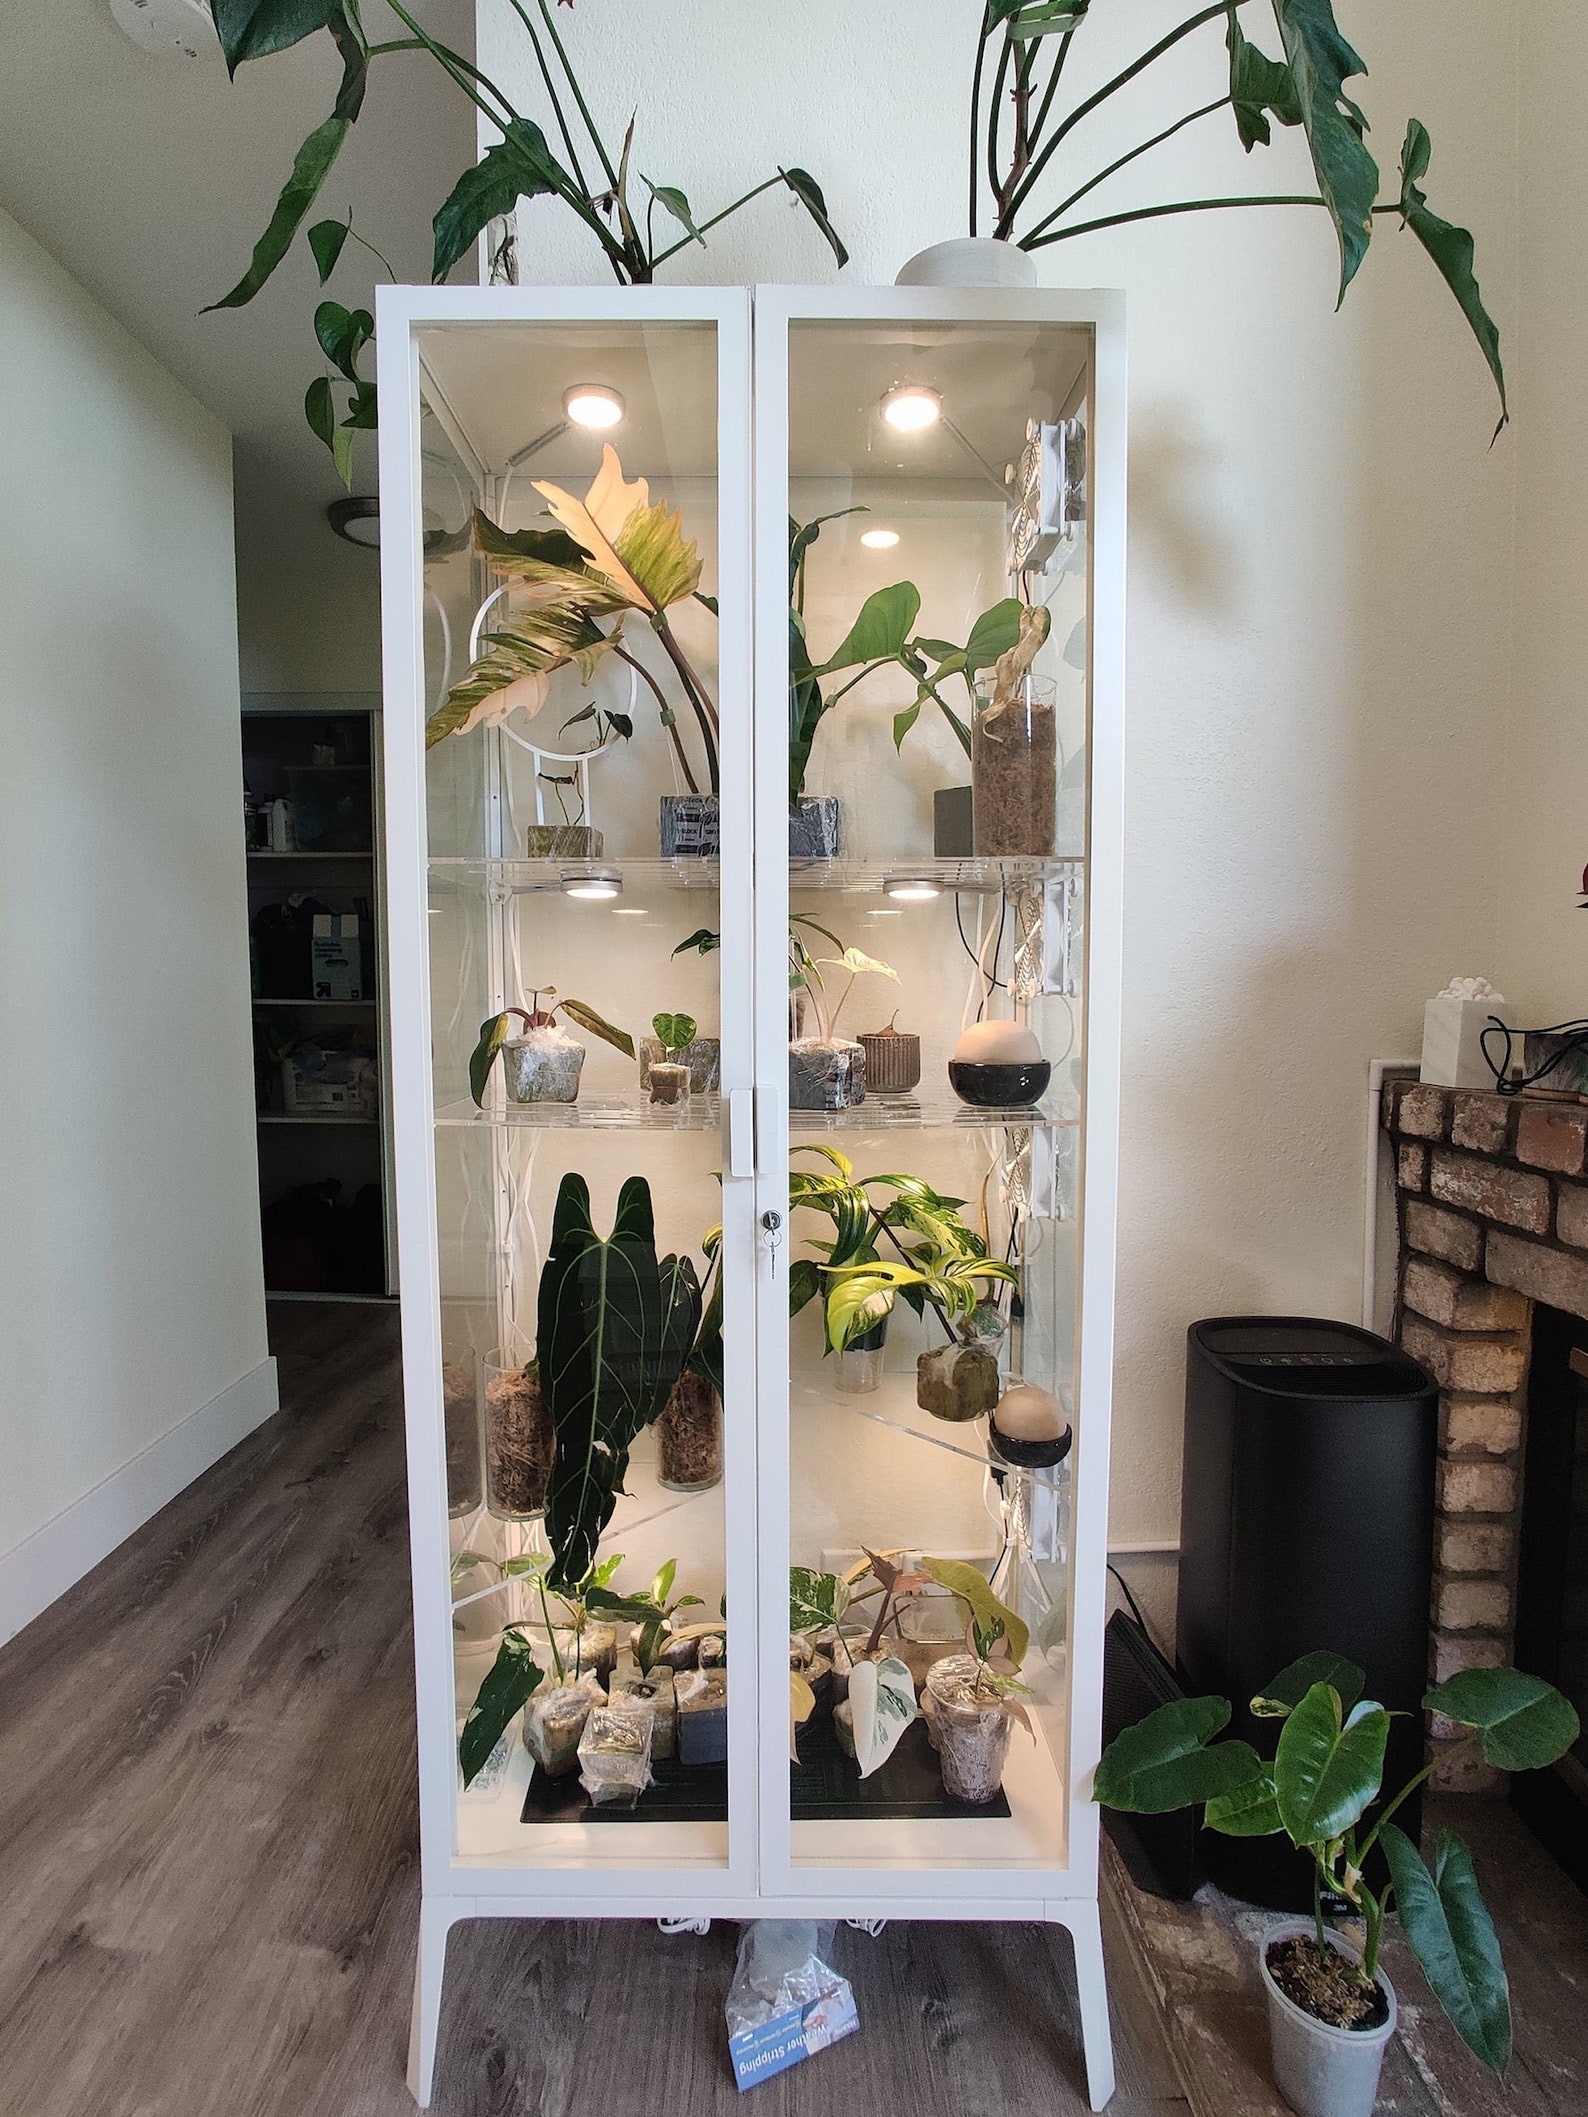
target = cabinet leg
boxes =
[1056,1900,1115,2110]
[406,1895,457,2108]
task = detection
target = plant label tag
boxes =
[728,1981,858,2091]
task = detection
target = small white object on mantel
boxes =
[1421,977,1508,1091]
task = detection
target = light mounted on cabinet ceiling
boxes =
[882,875,943,903]
[881,385,943,433]
[560,870,622,900]
[859,527,901,550]
[562,384,625,430]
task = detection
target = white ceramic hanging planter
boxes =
[896,237,1037,289]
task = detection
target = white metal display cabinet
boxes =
[378,281,1124,2109]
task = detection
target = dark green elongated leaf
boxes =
[672,926,720,957]
[308,216,350,283]
[342,378,378,431]
[780,166,849,269]
[1002,0,1090,38]
[1273,1681,1389,1844]
[789,507,864,595]
[314,300,372,381]
[304,374,336,453]
[787,1257,822,1319]
[1252,1651,1365,1718]
[1227,11,1302,151]
[892,700,923,751]
[541,1175,674,1590]
[557,998,635,1059]
[1398,119,1508,439]
[472,509,591,574]
[1205,1770,1284,1836]
[1423,1667,1578,1770]
[468,1012,514,1107]
[815,582,922,675]
[646,178,704,247]
[210,0,335,70]
[583,1587,663,1624]
[1382,1824,1511,2072]
[206,115,349,310]
[1271,0,1378,302]
[459,1629,542,1786]
[326,5,367,122]
[685,1230,725,1396]
[432,119,569,283]
[962,597,1025,672]
[331,422,355,489]
[654,1252,703,1417]
[1095,1694,1263,1813]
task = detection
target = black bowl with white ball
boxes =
[949,1019,1051,1108]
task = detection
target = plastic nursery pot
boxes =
[832,1317,888,1396]
[1259,1921,1398,2117]
[916,1341,1000,1423]
[503,1028,585,1104]
[971,671,1057,857]
[789,1036,866,1112]
[788,795,842,859]
[659,793,719,857]
[655,1370,723,1491]
[609,1664,678,1761]
[892,1597,970,1687]
[639,1035,720,1096]
[483,1353,553,1520]
[925,1655,1013,1804]
[577,1693,655,1809]
[522,1673,604,1779]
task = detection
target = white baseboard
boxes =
[0,1356,280,1648]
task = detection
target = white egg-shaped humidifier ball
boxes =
[953,1018,1042,1065]
[993,1381,1067,1442]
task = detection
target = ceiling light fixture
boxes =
[859,527,901,550]
[562,384,625,430]
[882,875,943,903]
[881,385,943,434]
[561,870,623,900]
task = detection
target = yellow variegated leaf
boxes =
[533,444,651,607]
[612,498,702,610]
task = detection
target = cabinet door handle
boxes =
[725,1087,754,1179]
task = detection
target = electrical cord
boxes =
[1481,1015,1588,1097]
[1107,1560,1168,1660]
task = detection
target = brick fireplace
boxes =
[1381,1079,1588,1788]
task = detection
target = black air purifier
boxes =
[1177,1318,1437,1912]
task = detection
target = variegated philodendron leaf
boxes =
[848,1655,918,1779]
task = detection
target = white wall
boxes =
[1500,4,1587,1018]
[0,208,274,1641]
[474,0,1518,1630]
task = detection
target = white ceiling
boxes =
[0,0,475,606]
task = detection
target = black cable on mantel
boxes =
[1481,1015,1588,1097]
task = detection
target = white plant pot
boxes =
[1259,1921,1398,2117]
[896,237,1037,289]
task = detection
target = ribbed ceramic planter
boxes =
[1260,1921,1397,2117]
[896,237,1037,288]
[858,1027,921,1095]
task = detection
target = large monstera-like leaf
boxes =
[1271,0,1378,303]
[1398,120,1508,438]
[1272,1679,1389,1846]
[534,446,701,613]
[1095,1695,1264,1813]
[540,1175,687,1589]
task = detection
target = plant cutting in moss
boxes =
[468,993,633,1106]
[791,941,897,1045]
[1095,1653,1578,2065]
[428,449,720,801]
[965,0,1506,434]
[201,1,845,475]
[651,1012,697,1057]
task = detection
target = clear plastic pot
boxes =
[926,1654,1013,1803]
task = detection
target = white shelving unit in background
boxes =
[378,283,1125,2108]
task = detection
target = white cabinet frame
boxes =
[377,281,1125,2111]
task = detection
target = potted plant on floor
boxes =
[897,3,1506,437]
[1095,1653,1579,2117]
[469,991,633,1106]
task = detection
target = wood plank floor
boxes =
[0,1303,1186,2117]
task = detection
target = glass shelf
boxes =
[435,1092,1076,1133]
[435,1094,722,1132]
[790,1093,1077,1134]
[793,1367,1073,1491]
[427,854,1082,897]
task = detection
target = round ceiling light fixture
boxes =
[562,384,626,430]
[882,875,943,903]
[881,385,943,434]
[859,527,901,550]
[325,494,381,548]
[560,869,623,900]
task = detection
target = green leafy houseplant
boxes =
[965,0,1506,433]
[468,992,633,1106]
[787,1143,1015,1355]
[1095,1652,1579,2070]
[787,511,1025,803]
[650,1012,697,1058]
[203,1,845,474]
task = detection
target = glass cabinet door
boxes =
[753,292,1111,1895]
[383,292,757,1898]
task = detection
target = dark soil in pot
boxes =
[1266,1938,1390,2033]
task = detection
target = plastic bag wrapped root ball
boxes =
[725,1921,859,2088]
[576,1692,655,1808]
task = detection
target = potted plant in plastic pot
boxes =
[1095,1653,1579,2117]
[468,990,633,1106]
[917,1559,1034,1804]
